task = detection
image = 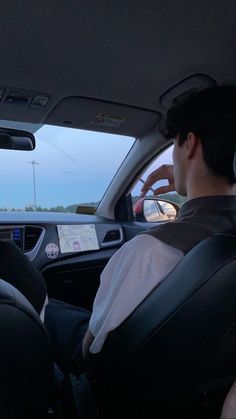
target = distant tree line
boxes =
[0,202,99,212]
[0,194,186,212]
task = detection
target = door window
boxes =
[131,145,186,221]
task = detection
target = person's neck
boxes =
[186,174,235,201]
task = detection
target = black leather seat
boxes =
[0,240,47,316]
[0,278,53,419]
[88,229,236,419]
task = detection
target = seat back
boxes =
[0,240,47,315]
[88,230,236,418]
[0,278,53,419]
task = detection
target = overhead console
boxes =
[0,87,49,109]
[0,85,54,125]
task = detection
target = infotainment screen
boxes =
[57,224,99,253]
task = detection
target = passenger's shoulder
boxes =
[144,221,205,255]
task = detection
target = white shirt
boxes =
[89,234,183,353]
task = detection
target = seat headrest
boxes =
[0,278,43,328]
[0,240,47,315]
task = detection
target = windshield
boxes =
[0,121,134,212]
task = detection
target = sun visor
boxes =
[46,97,161,138]
[160,74,217,110]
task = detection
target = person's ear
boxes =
[185,132,200,159]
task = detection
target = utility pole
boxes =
[27,160,39,210]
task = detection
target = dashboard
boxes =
[0,211,126,309]
[0,211,124,268]
[0,211,145,310]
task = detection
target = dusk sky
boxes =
[0,122,173,210]
[0,124,133,209]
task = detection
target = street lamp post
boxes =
[27,160,39,210]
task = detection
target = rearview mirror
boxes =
[0,127,35,151]
[134,197,179,222]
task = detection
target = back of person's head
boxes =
[162,85,236,184]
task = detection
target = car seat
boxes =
[0,278,53,419]
[88,228,236,419]
[0,240,47,316]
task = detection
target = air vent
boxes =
[24,226,43,252]
[103,229,121,243]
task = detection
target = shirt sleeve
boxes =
[89,234,183,354]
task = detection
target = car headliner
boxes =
[0,0,235,135]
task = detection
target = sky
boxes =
[0,122,173,210]
[0,124,134,209]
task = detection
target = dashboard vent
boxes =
[103,229,121,243]
[24,226,43,252]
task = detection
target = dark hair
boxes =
[161,85,236,183]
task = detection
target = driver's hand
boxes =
[140,164,175,197]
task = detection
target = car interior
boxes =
[0,1,235,418]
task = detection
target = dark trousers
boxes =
[45,299,91,373]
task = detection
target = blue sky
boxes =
[0,124,134,209]
[0,123,173,210]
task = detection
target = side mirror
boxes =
[134,197,179,222]
[0,128,35,151]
